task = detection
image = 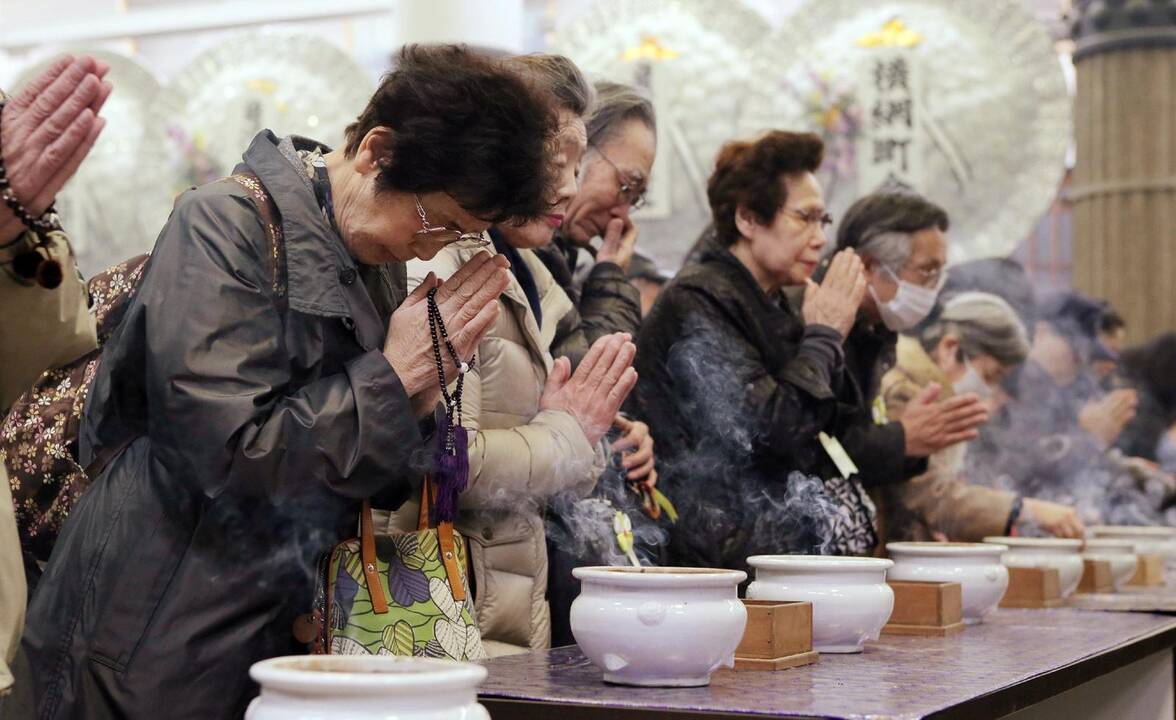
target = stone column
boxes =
[1070,0,1176,341]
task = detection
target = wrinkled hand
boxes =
[1079,389,1138,446]
[540,333,637,445]
[803,249,866,338]
[385,252,510,402]
[596,216,637,273]
[1,55,112,243]
[899,383,990,457]
[612,415,655,485]
[1020,498,1084,539]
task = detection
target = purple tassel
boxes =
[432,418,469,524]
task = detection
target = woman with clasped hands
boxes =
[0,54,110,709]
[21,45,565,720]
[397,56,639,655]
[633,131,879,575]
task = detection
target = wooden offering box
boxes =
[1077,559,1114,594]
[734,600,819,671]
[1000,566,1063,608]
[1127,554,1165,587]
[882,581,965,637]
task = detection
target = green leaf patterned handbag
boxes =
[311,478,486,660]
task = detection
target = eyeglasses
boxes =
[591,144,648,209]
[903,263,948,290]
[412,195,490,248]
[781,207,833,230]
[883,262,948,290]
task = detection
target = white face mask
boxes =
[869,266,943,331]
[952,359,991,399]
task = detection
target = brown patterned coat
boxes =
[873,336,1017,544]
[0,227,97,696]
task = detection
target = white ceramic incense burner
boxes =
[1082,539,1139,590]
[245,655,489,720]
[745,555,894,653]
[570,566,747,687]
[1088,525,1176,558]
[984,536,1084,597]
[886,542,1009,624]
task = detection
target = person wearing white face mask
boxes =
[822,189,990,491]
[875,292,1084,543]
[868,253,946,332]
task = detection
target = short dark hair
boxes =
[706,131,824,247]
[835,191,949,252]
[1123,333,1176,413]
[1100,307,1126,335]
[1038,290,1112,362]
[344,44,559,223]
[507,54,594,118]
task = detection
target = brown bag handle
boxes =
[359,499,388,614]
[360,476,464,615]
[417,475,432,531]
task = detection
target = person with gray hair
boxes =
[535,79,660,648]
[918,291,1032,375]
[535,79,657,365]
[837,188,949,332]
[876,292,1084,542]
[822,189,990,492]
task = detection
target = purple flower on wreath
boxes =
[783,66,865,184]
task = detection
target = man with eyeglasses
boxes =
[825,188,990,491]
[535,80,656,367]
[537,81,659,648]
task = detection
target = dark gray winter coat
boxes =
[534,237,641,368]
[632,240,879,573]
[20,132,424,719]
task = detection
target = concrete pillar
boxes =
[1070,0,1176,340]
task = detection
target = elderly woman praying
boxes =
[394,54,638,656]
[633,131,877,573]
[876,292,1084,543]
[21,45,568,720]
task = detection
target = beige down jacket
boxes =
[386,242,603,656]
[872,336,1016,544]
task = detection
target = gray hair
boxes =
[835,191,950,270]
[858,230,914,272]
[918,291,1030,367]
[586,80,656,146]
[507,54,595,118]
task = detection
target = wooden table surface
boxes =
[478,608,1176,719]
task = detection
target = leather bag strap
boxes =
[438,521,466,602]
[418,476,432,531]
[416,475,465,601]
[359,499,388,614]
[362,475,465,613]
